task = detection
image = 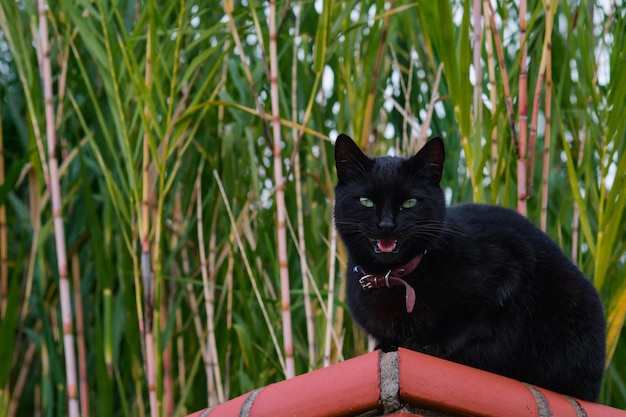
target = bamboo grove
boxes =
[0,0,625,416]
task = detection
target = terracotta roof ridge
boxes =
[185,349,626,417]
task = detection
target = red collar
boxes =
[355,253,424,313]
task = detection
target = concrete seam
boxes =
[239,387,264,417]
[379,350,402,413]
[522,383,553,417]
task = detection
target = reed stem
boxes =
[517,0,529,215]
[540,53,552,232]
[361,1,394,148]
[269,0,295,379]
[291,1,316,371]
[471,0,483,124]
[36,1,79,415]
[486,1,518,166]
[71,254,89,416]
[196,162,225,404]
[483,0,498,183]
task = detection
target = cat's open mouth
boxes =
[370,239,399,254]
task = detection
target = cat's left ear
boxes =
[334,134,373,183]
[411,136,445,183]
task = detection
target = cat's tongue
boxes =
[377,239,397,253]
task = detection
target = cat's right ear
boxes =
[412,136,445,183]
[334,134,372,183]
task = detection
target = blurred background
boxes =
[0,0,625,415]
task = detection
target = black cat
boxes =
[333,133,605,401]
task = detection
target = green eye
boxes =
[359,197,374,208]
[402,198,417,209]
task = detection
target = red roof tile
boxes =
[397,348,538,417]
[247,352,380,416]
[185,348,626,417]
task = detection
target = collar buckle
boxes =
[359,274,374,290]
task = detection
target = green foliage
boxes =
[0,0,625,415]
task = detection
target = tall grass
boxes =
[0,0,625,415]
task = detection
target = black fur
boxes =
[334,134,605,401]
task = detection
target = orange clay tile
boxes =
[397,348,538,417]
[185,392,248,417]
[185,347,626,417]
[248,350,381,416]
[532,386,581,417]
[578,399,626,417]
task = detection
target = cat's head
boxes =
[334,134,445,271]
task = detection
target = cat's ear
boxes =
[334,134,373,183]
[411,136,445,183]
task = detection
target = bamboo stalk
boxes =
[196,162,225,404]
[486,1,518,165]
[294,155,316,369]
[323,225,338,367]
[528,0,554,202]
[175,306,187,416]
[517,0,528,215]
[269,0,295,379]
[162,286,173,415]
[223,252,235,400]
[171,191,202,411]
[471,0,483,123]
[540,52,552,232]
[291,1,316,371]
[35,2,79,416]
[483,0,498,182]
[215,39,232,400]
[360,0,394,148]
[140,24,158,417]
[527,0,554,230]
[221,0,296,377]
[208,188,228,401]
[71,254,89,416]
[183,276,210,383]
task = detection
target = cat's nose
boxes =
[378,218,396,231]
